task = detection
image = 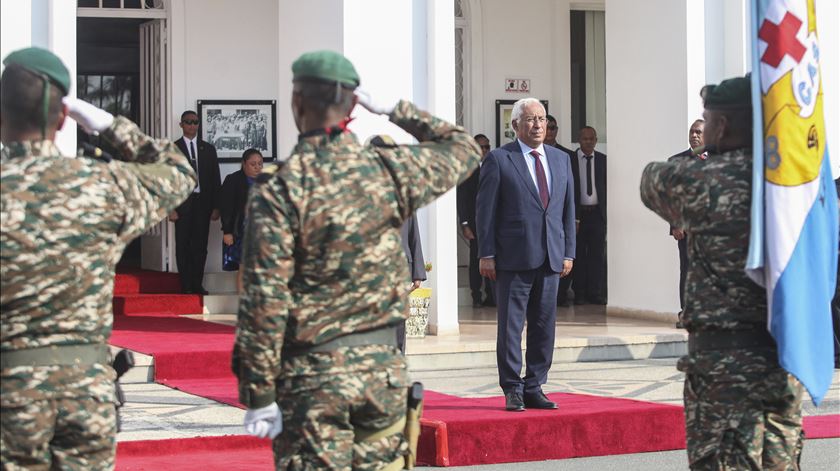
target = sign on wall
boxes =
[505,78,530,93]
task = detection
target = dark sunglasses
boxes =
[182,120,200,125]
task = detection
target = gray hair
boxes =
[510,98,545,127]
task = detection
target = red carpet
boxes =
[113,270,203,317]
[111,316,235,383]
[116,435,273,470]
[417,391,685,466]
[113,415,840,470]
[108,273,840,467]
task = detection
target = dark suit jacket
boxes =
[219,169,250,238]
[569,149,607,223]
[400,216,426,281]
[456,167,479,232]
[476,140,576,273]
[174,137,221,213]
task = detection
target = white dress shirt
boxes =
[184,136,200,193]
[576,148,598,205]
[517,140,551,196]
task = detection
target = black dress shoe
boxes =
[557,298,571,308]
[195,287,210,296]
[181,288,194,294]
[573,297,586,305]
[523,391,558,409]
[504,392,525,412]
[472,301,483,308]
[482,298,496,307]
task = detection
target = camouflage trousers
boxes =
[274,360,409,470]
[0,395,117,470]
[682,360,804,470]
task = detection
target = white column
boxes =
[817,0,840,177]
[424,0,460,335]
[34,0,77,155]
[605,0,702,313]
[1,0,75,155]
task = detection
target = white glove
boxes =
[62,97,114,135]
[244,402,283,439]
[354,87,399,115]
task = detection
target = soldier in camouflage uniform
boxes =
[0,48,196,470]
[640,75,805,470]
[232,50,480,470]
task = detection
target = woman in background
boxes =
[220,148,264,282]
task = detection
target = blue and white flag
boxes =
[746,0,839,405]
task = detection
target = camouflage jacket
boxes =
[1,117,196,406]
[640,148,766,332]
[234,100,481,408]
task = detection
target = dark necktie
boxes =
[530,150,549,208]
[585,155,593,196]
[190,141,200,193]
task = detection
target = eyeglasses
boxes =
[182,120,199,125]
[520,116,547,125]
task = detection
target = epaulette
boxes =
[255,161,285,184]
[78,142,113,163]
[369,135,399,148]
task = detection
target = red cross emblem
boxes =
[758,12,806,68]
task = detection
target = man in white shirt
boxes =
[568,126,607,305]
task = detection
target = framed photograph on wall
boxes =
[494,99,549,148]
[197,99,276,163]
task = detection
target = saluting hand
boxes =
[63,97,114,134]
[354,87,398,115]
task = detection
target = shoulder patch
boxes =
[77,143,113,163]
[369,135,398,148]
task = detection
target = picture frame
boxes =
[197,99,277,163]
[494,99,549,148]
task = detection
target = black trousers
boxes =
[678,237,689,310]
[573,208,606,302]
[496,262,559,395]
[174,193,213,292]
[468,237,494,303]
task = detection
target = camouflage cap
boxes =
[700,74,751,110]
[292,50,360,88]
[3,47,70,95]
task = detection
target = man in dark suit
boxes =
[668,119,706,327]
[569,126,607,305]
[545,115,575,306]
[545,114,575,157]
[457,134,495,308]
[168,110,221,294]
[477,98,575,412]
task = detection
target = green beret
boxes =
[292,50,359,88]
[701,74,751,110]
[3,47,70,95]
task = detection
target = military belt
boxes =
[688,330,776,353]
[1,344,110,368]
[282,325,397,356]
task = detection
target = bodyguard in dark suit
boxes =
[545,115,576,306]
[457,134,495,307]
[668,119,706,324]
[477,98,575,411]
[568,126,607,305]
[168,110,221,294]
